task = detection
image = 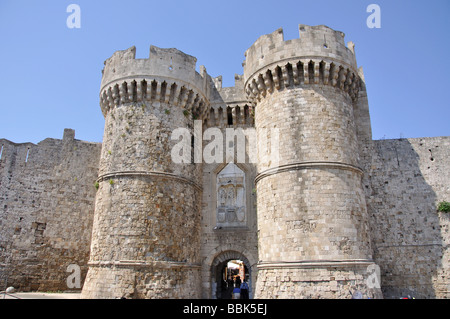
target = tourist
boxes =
[240,279,249,299]
[232,286,241,299]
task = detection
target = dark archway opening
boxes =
[210,251,253,299]
[215,259,249,299]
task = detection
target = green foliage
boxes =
[165,109,170,115]
[437,201,450,213]
[94,181,99,190]
[183,110,190,117]
[109,179,114,185]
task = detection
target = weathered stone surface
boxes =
[0,24,448,299]
[367,137,450,298]
[0,130,101,291]
[81,46,207,299]
[244,25,380,299]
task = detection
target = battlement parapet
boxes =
[243,25,360,103]
[99,46,211,119]
[206,74,254,127]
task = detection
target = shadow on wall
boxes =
[368,138,448,299]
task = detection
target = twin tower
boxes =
[81,24,382,298]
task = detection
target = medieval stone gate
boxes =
[203,250,257,299]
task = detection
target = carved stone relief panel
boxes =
[216,163,246,227]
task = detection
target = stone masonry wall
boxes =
[368,137,450,298]
[243,24,380,298]
[200,158,258,299]
[199,76,258,299]
[82,45,208,299]
[1,24,449,299]
[81,98,204,299]
[0,129,101,291]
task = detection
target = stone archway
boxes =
[209,250,255,299]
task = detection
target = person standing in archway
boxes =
[232,275,242,299]
[235,275,241,287]
[240,279,249,299]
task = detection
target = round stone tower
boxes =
[243,25,381,298]
[81,46,210,298]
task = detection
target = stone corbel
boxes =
[282,65,290,87]
[272,67,281,90]
[302,60,310,85]
[323,62,330,85]
[313,61,320,84]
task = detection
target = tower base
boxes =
[255,261,383,299]
[81,263,201,299]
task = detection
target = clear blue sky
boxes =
[0,0,449,144]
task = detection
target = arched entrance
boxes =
[210,250,254,299]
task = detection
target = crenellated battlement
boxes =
[99,45,211,120]
[2,22,446,301]
[206,74,254,127]
[243,25,361,103]
[244,58,362,103]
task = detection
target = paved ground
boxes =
[1,292,81,299]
